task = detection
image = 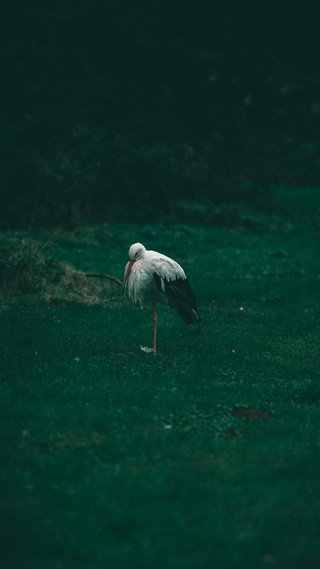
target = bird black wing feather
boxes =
[153,273,197,310]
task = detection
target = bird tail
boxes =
[178,306,201,325]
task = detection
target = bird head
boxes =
[128,242,146,261]
[123,243,146,284]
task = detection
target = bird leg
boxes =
[152,303,158,355]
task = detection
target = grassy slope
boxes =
[1,213,320,568]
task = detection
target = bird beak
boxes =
[124,259,135,284]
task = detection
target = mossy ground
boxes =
[1,202,320,569]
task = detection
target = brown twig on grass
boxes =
[81,272,124,288]
[102,296,129,303]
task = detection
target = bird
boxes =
[123,242,201,354]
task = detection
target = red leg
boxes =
[153,303,158,355]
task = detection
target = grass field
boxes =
[1,201,320,568]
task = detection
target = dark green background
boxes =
[1,0,320,228]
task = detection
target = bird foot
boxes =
[140,346,154,354]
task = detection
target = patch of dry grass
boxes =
[0,232,123,305]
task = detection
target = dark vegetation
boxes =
[1,1,320,228]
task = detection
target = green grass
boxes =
[1,215,320,569]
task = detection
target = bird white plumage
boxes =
[124,242,200,354]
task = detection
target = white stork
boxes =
[124,242,201,354]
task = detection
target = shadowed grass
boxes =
[1,212,320,568]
